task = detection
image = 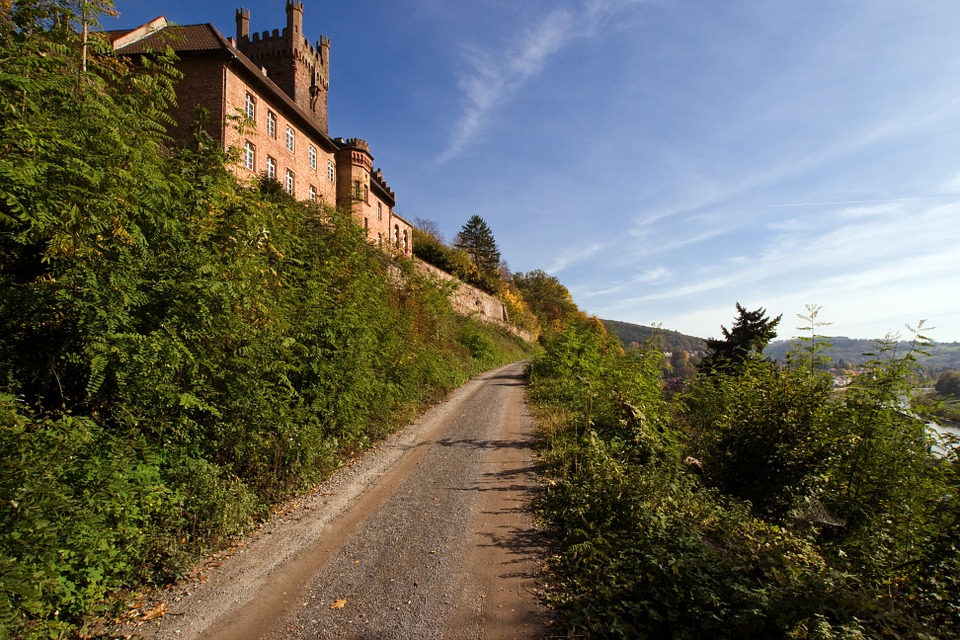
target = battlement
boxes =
[235,6,330,70]
[243,29,328,63]
[337,137,371,153]
[372,168,395,201]
[235,3,330,133]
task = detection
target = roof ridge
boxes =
[111,16,169,50]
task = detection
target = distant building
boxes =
[110,2,412,256]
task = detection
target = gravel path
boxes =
[117,362,547,639]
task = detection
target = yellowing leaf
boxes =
[330,599,347,610]
[141,602,168,620]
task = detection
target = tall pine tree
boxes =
[454,214,501,277]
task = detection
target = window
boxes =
[285,125,295,152]
[403,230,409,253]
[327,159,335,182]
[308,184,317,201]
[245,93,256,122]
[352,180,368,201]
[285,169,295,195]
[266,110,277,138]
[243,141,255,171]
[266,156,276,180]
[308,145,317,171]
[377,202,382,221]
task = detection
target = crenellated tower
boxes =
[334,138,373,212]
[235,1,330,133]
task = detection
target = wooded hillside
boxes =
[600,319,706,354]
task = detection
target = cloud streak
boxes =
[437,10,573,162]
[546,241,605,274]
[438,1,646,162]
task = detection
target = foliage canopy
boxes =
[530,308,959,639]
[937,370,960,398]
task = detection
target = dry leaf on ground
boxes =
[141,603,168,621]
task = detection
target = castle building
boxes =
[110,2,412,256]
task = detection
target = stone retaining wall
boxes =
[413,260,532,341]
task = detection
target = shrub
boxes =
[531,313,960,639]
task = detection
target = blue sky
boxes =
[109,1,960,342]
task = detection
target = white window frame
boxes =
[308,184,317,201]
[377,202,382,221]
[285,126,295,153]
[285,169,295,195]
[327,159,335,182]
[244,140,255,171]
[266,155,276,181]
[245,93,256,122]
[266,110,277,138]
[308,145,317,171]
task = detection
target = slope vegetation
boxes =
[0,8,531,637]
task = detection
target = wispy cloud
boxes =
[437,1,647,162]
[626,93,960,235]
[631,226,727,253]
[437,10,573,162]
[546,241,605,274]
[579,266,671,298]
[769,196,955,209]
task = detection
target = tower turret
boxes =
[235,3,330,133]
[286,1,303,44]
[236,8,250,41]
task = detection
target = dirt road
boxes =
[126,362,547,640]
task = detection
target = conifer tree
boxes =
[454,214,501,277]
[699,303,781,374]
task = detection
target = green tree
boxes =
[935,370,960,397]
[699,303,781,374]
[512,269,578,328]
[454,214,501,277]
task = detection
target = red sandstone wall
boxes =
[167,55,229,146]
[386,214,412,257]
[222,67,337,204]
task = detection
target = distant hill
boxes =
[601,319,960,374]
[764,337,960,373]
[600,319,706,354]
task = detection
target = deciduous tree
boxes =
[512,269,578,327]
[935,370,960,397]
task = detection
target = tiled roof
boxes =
[113,24,228,55]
